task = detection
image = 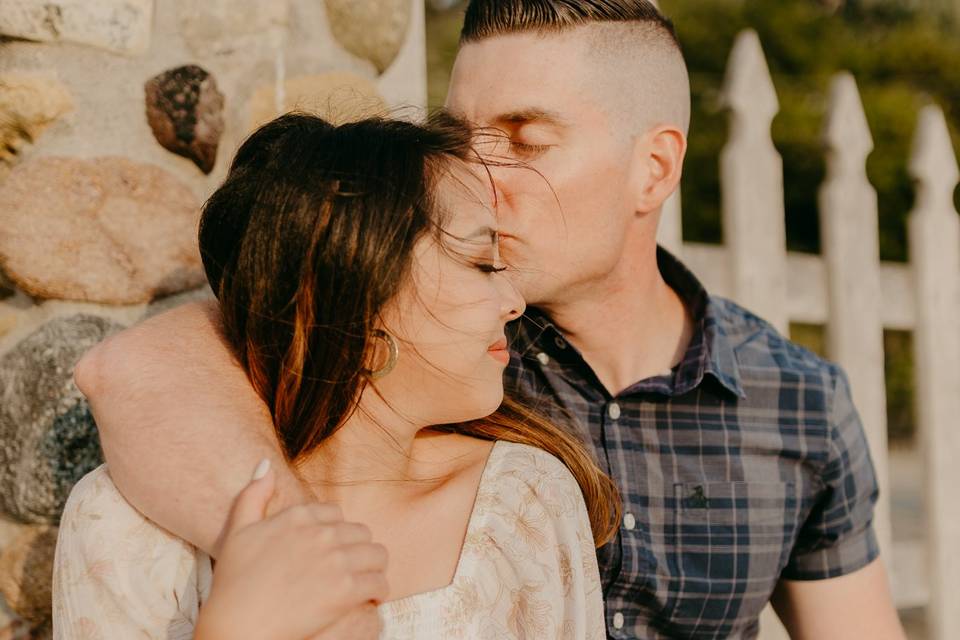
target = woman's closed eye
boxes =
[476,263,509,274]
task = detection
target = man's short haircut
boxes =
[459,0,691,137]
[460,0,680,49]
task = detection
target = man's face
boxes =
[446,32,641,306]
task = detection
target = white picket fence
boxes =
[656,29,960,640]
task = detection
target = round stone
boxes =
[325,0,412,74]
[142,284,214,320]
[247,72,386,130]
[0,72,73,172]
[0,524,57,625]
[177,0,288,58]
[0,314,123,524]
[0,156,204,305]
[145,65,225,174]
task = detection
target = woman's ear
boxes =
[630,125,687,215]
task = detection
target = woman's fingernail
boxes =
[252,458,271,481]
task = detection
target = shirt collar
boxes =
[513,247,745,399]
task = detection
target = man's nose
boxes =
[499,276,526,322]
[487,164,515,222]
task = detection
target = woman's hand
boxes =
[195,460,388,640]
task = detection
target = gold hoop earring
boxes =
[365,329,399,380]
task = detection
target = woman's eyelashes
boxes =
[476,262,509,274]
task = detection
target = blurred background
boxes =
[1,0,959,638]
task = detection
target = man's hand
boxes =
[195,461,386,640]
[771,558,906,640]
[75,300,310,555]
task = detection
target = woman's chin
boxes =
[446,386,505,424]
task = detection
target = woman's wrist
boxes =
[193,601,235,640]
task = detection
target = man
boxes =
[76,1,905,638]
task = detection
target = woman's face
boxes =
[372,165,525,427]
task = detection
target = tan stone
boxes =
[178,0,288,58]
[0,74,72,169]
[0,314,16,339]
[0,524,56,626]
[0,156,204,305]
[325,0,412,74]
[0,0,152,55]
[248,72,387,130]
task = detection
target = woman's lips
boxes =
[488,338,510,364]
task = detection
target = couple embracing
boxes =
[52,1,905,638]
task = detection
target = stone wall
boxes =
[0,0,426,635]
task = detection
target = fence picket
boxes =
[720,30,788,333]
[908,104,960,640]
[819,72,891,558]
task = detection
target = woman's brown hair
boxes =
[199,112,620,546]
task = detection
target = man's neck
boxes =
[539,243,694,396]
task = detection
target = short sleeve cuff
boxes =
[781,525,880,581]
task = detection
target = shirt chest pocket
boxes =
[666,481,799,629]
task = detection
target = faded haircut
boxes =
[460,0,691,136]
[460,0,680,47]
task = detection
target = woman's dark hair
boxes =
[199,112,621,546]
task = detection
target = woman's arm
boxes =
[75,300,311,555]
[53,463,387,640]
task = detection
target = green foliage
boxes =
[426,3,467,110]
[660,0,960,260]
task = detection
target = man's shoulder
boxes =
[709,295,845,390]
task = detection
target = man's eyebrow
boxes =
[493,108,569,128]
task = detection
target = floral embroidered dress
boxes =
[53,441,607,639]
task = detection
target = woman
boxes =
[52,112,620,638]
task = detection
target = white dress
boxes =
[52,441,607,639]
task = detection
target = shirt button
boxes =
[623,513,636,530]
[613,612,625,629]
[608,402,621,420]
[536,352,550,366]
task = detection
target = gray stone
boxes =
[142,284,214,320]
[0,314,124,524]
[325,0,412,74]
[145,65,225,174]
[0,156,205,305]
[0,0,153,55]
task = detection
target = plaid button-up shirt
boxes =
[505,248,880,639]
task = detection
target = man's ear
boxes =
[630,125,687,214]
